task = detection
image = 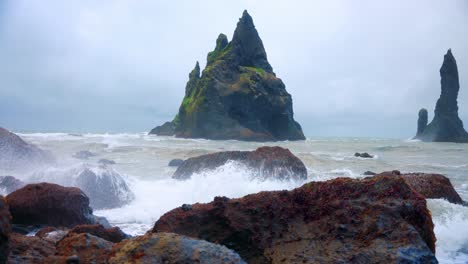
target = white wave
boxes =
[95,161,306,235]
[427,199,468,264]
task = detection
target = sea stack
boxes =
[414,49,468,142]
[150,10,305,141]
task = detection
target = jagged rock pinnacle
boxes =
[414,49,468,142]
[185,61,200,97]
[416,108,428,137]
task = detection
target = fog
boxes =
[1,0,467,138]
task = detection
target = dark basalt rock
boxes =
[168,158,184,167]
[0,196,11,264]
[378,171,464,204]
[108,233,246,264]
[416,108,429,138]
[150,10,305,141]
[0,127,54,171]
[354,152,373,158]
[363,171,376,175]
[6,183,95,228]
[75,168,135,210]
[0,176,25,195]
[415,49,468,142]
[153,175,436,263]
[172,146,307,181]
[149,121,175,136]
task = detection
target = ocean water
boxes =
[5,133,468,263]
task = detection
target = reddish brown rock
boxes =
[0,195,11,263]
[48,233,113,264]
[35,226,68,244]
[8,233,56,263]
[108,232,245,264]
[153,175,436,263]
[378,171,464,204]
[68,224,128,243]
[173,146,307,180]
[6,183,94,228]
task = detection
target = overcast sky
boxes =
[1,0,467,138]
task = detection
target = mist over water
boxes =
[2,132,468,263]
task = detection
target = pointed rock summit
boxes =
[415,49,468,142]
[150,10,305,141]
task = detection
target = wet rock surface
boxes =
[108,232,246,264]
[0,195,11,263]
[173,146,307,181]
[378,170,464,204]
[168,158,184,167]
[153,175,436,263]
[68,224,128,243]
[0,127,54,171]
[354,152,373,158]
[0,176,25,195]
[6,183,95,228]
[75,168,134,210]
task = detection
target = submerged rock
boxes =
[75,168,134,210]
[0,127,54,171]
[153,175,436,263]
[0,195,11,263]
[0,176,25,195]
[108,232,246,264]
[415,49,468,142]
[150,10,304,141]
[354,152,373,158]
[6,183,96,228]
[173,146,307,180]
[378,171,464,204]
[168,158,184,167]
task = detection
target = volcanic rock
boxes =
[354,152,373,158]
[68,224,128,243]
[0,195,11,263]
[0,176,25,195]
[8,233,56,263]
[150,10,305,141]
[50,233,113,264]
[108,232,246,264]
[153,175,436,263]
[173,146,307,180]
[75,168,134,209]
[0,127,54,171]
[415,49,468,142]
[6,183,95,228]
[378,171,464,204]
[168,158,185,167]
[416,108,429,138]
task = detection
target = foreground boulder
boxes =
[0,127,54,171]
[173,146,307,180]
[8,233,56,263]
[414,49,468,142]
[75,168,134,209]
[6,183,95,227]
[0,175,25,195]
[153,175,436,263]
[378,170,464,204]
[150,11,305,141]
[47,233,113,263]
[108,232,245,264]
[0,195,11,263]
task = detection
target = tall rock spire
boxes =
[414,49,468,142]
[230,10,272,72]
[416,108,428,138]
[185,61,200,97]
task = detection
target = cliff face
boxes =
[150,10,305,141]
[415,49,468,142]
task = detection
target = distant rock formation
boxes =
[150,10,305,141]
[0,127,54,171]
[415,50,468,142]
